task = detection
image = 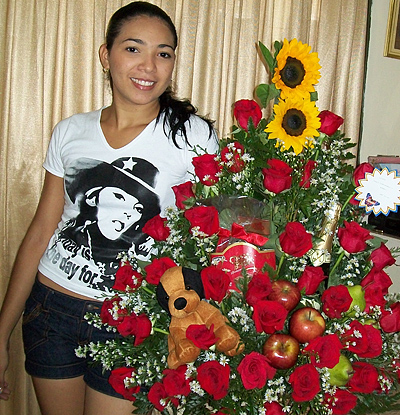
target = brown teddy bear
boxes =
[156,266,244,369]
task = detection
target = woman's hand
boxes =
[0,344,11,400]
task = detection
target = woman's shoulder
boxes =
[185,114,218,147]
[55,108,102,129]
[54,109,101,131]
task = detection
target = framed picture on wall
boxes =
[385,0,400,58]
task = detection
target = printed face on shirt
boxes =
[61,156,160,278]
[93,186,144,240]
[100,15,176,109]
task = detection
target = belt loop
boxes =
[41,283,55,311]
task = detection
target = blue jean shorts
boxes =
[22,278,123,398]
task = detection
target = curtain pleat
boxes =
[0,1,368,414]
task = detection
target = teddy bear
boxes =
[156,266,244,369]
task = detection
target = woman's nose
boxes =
[139,54,156,72]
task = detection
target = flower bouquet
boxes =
[77,39,400,415]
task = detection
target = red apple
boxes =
[289,307,325,343]
[267,280,301,311]
[262,333,300,369]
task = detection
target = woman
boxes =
[0,2,218,414]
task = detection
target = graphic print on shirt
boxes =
[46,156,160,293]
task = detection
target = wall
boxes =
[360,0,400,162]
[360,0,400,292]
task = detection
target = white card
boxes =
[355,168,400,216]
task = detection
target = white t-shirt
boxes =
[38,108,218,300]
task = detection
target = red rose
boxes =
[113,264,143,292]
[186,324,217,349]
[192,153,221,186]
[162,365,191,397]
[357,324,383,358]
[348,362,379,393]
[380,302,400,333]
[262,159,293,194]
[145,257,177,285]
[264,401,284,415]
[233,99,262,131]
[337,221,373,253]
[289,364,320,402]
[201,266,230,302]
[184,205,220,236]
[279,222,313,257]
[370,243,396,270]
[299,160,317,188]
[340,320,368,355]
[363,284,387,313]
[100,296,127,326]
[108,367,139,401]
[220,142,246,173]
[252,300,288,334]
[321,285,352,319]
[117,313,152,345]
[245,271,272,307]
[297,265,326,295]
[197,361,230,400]
[237,351,276,390]
[148,382,169,411]
[324,389,357,415]
[361,267,392,295]
[318,110,344,136]
[172,181,195,210]
[353,162,374,185]
[303,334,342,368]
[142,214,170,241]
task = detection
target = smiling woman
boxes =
[0,2,218,415]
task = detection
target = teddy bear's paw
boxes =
[167,351,181,370]
[215,326,243,356]
[176,339,200,363]
[225,341,245,356]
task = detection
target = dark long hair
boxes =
[105,1,214,147]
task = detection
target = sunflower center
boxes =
[280,57,306,88]
[282,108,307,136]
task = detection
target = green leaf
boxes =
[273,40,283,57]
[256,83,280,108]
[258,41,275,72]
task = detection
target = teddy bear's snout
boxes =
[174,297,187,310]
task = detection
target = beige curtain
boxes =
[0,1,368,414]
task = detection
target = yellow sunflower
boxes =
[265,97,321,155]
[272,38,321,100]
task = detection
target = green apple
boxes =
[328,355,353,386]
[346,285,366,316]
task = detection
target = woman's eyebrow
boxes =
[122,38,174,50]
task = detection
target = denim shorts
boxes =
[22,278,123,398]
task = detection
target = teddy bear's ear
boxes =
[156,282,171,315]
[182,267,205,299]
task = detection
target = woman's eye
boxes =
[126,47,138,53]
[159,52,172,59]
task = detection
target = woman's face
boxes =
[96,186,144,240]
[100,15,176,109]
